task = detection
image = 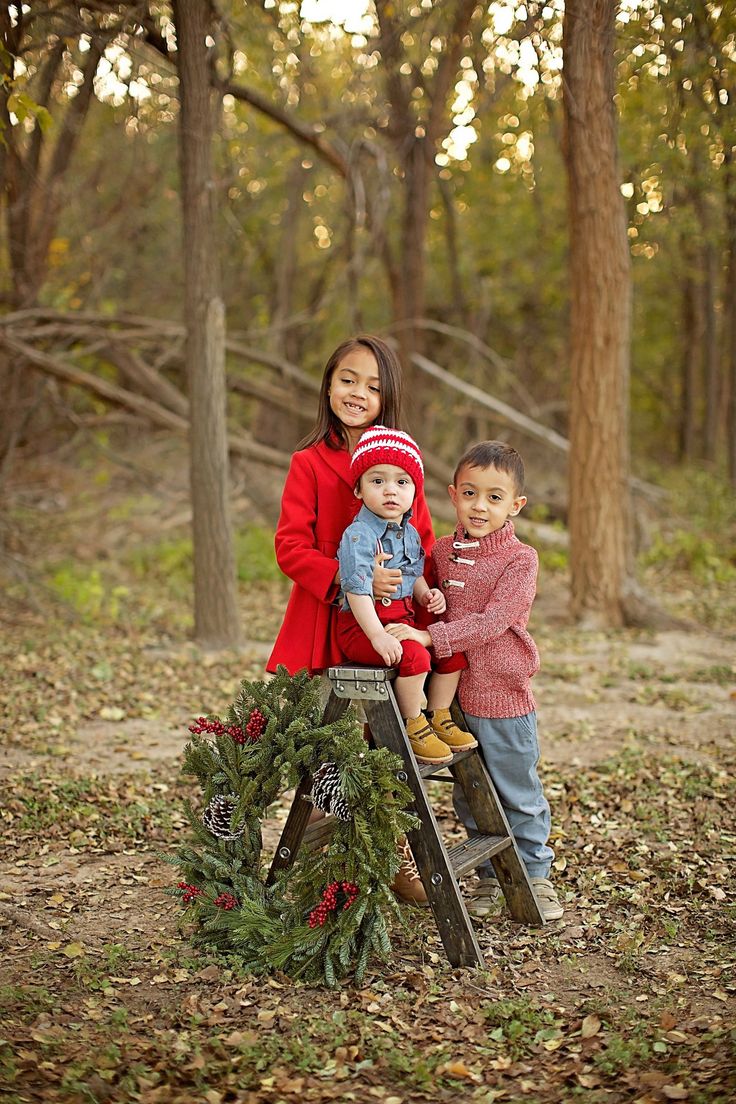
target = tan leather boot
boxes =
[391,838,429,907]
[405,713,452,765]
[428,708,478,752]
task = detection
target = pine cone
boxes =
[202,793,244,840]
[311,762,352,822]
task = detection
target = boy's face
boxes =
[449,463,527,539]
[356,464,416,521]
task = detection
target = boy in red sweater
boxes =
[386,441,563,922]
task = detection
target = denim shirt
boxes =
[337,504,425,610]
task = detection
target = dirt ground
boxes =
[1,443,735,1103]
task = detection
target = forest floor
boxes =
[1,437,735,1103]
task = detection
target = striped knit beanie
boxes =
[350,426,424,492]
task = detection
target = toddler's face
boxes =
[356,464,415,521]
[449,463,526,539]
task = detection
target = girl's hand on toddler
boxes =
[385,623,432,647]
[423,587,446,614]
[373,552,402,600]
[370,629,403,666]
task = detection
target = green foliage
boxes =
[47,565,130,624]
[166,667,417,987]
[538,546,569,574]
[642,531,736,586]
[126,527,282,593]
[640,466,736,584]
[235,528,284,583]
[7,90,52,132]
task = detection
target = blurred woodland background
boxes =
[2,8,735,1098]
[1,0,735,646]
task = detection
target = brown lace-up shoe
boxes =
[405,714,453,765]
[428,708,478,752]
[391,838,429,907]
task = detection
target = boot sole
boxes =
[411,750,453,764]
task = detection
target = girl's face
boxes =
[328,347,382,432]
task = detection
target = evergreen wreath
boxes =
[164,666,418,987]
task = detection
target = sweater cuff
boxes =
[428,621,452,659]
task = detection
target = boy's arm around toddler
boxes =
[427,543,538,660]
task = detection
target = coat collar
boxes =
[314,437,354,489]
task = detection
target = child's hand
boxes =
[423,587,446,614]
[373,552,402,600]
[369,629,403,666]
[385,624,432,648]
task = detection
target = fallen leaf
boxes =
[62,942,85,958]
[662,1085,689,1100]
[581,1014,601,1038]
[100,706,126,721]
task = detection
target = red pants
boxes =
[336,598,431,677]
[336,599,469,678]
[434,651,468,675]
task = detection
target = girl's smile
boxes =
[328,348,382,441]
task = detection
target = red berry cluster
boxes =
[214,892,238,910]
[245,708,267,741]
[308,881,359,928]
[178,882,203,904]
[189,716,245,744]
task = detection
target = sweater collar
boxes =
[453,520,516,555]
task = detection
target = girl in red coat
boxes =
[267,335,435,677]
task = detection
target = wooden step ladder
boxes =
[269,666,544,969]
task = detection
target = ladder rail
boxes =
[268,665,544,973]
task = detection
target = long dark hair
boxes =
[299,335,403,450]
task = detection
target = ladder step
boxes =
[418,748,476,779]
[301,816,336,851]
[447,834,513,879]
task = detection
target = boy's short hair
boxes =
[453,441,525,495]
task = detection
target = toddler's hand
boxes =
[373,552,402,600]
[385,623,432,647]
[370,629,403,666]
[424,587,446,614]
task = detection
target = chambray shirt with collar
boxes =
[337,504,425,611]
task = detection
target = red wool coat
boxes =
[267,438,435,676]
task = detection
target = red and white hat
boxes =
[350,426,424,492]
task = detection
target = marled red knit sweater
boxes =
[428,521,540,718]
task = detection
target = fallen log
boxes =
[0,332,292,472]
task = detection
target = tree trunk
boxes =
[562,0,632,627]
[173,0,240,648]
[703,242,719,462]
[254,159,306,454]
[374,0,477,423]
[438,175,468,324]
[677,269,703,462]
[724,146,736,487]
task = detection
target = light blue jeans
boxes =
[453,711,554,879]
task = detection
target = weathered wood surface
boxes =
[268,666,544,965]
